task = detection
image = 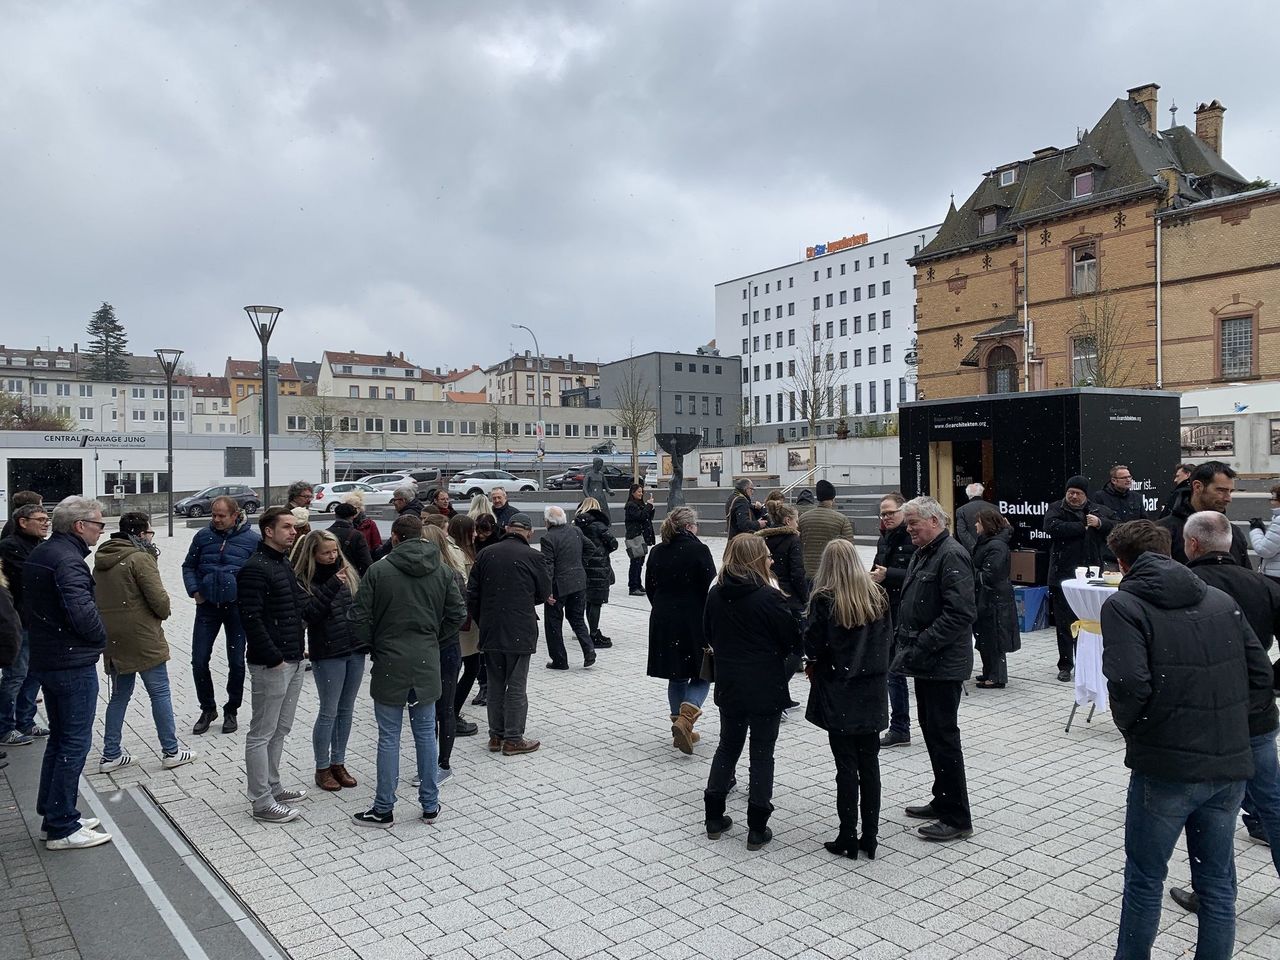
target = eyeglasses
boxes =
[80,520,106,529]
[25,516,50,525]
[879,509,903,519]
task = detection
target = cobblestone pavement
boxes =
[11,525,1280,959]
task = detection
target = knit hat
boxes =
[1065,475,1090,495]
[816,479,836,501]
[334,502,357,519]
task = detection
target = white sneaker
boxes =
[39,818,101,841]
[99,752,134,773]
[46,826,112,850]
[162,748,197,769]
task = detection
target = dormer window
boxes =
[1073,171,1094,199]
[340,365,353,374]
[372,366,387,376]
[978,210,999,236]
[999,168,1017,187]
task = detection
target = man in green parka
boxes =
[350,514,465,827]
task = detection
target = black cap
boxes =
[506,512,533,530]
[816,479,836,501]
[1066,475,1090,495]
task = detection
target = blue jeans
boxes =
[192,603,246,713]
[102,664,179,759]
[373,698,438,816]
[311,654,366,769]
[0,630,41,737]
[667,679,710,716]
[887,671,910,736]
[1241,730,1280,877]
[1115,772,1245,960]
[32,665,98,842]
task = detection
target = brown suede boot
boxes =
[330,764,357,788]
[670,716,701,749]
[315,767,342,791]
[671,703,702,754]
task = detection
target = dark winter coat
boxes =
[1091,482,1148,524]
[1157,478,1189,520]
[703,573,802,715]
[492,502,518,529]
[574,509,617,604]
[24,532,107,672]
[351,539,464,706]
[237,542,306,666]
[354,514,382,555]
[1043,498,1116,584]
[302,564,368,661]
[890,530,975,682]
[873,522,915,617]
[624,498,656,544]
[93,535,171,675]
[467,533,552,655]
[645,530,717,680]
[0,529,40,627]
[327,518,373,575]
[757,526,808,615]
[397,497,425,518]
[181,517,261,604]
[539,523,591,597]
[803,593,893,734]
[725,493,765,540]
[1157,489,1251,568]
[0,584,19,668]
[797,504,855,578]
[1101,552,1273,782]
[954,497,987,552]
[972,530,1021,654]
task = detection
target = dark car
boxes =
[173,484,261,518]
[546,464,634,491]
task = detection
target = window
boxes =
[867,284,876,299]
[132,409,146,422]
[1071,245,1098,294]
[742,338,750,354]
[1071,336,1098,385]
[151,388,163,399]
[715,365,722,374]
[405,388,415,401]
[787,302,795,316]
[839,318,847,336]
[824,353,834,371]
[131,387,145,399]
[52,382,68,397]
[839,351,848,369]
[813,296,821,310]
[825,293,834,308]
[1073,171,1094,199]
[854,316,862,334]
[764,334,772,349]
[79,384,93,397]
[152,409,165,421]
[765,395,772,422]
[340,365,353,374]
[854,350,862,367]
[753,310,759,323]
[839,290,847,305]
[78,406,93,420]
[868,382,877,413]
[882,309,891,329]
[884,379,892,411]
[854,260,860,272]
[813,270,819,281]
[368,386,377,399]
[674,361,683,371]
[1000,168,1017,187]
[742,369,749,384]
[381,387,394,399]
[753,336,760,351]
[883,345,892,363]
[339,417,359,433]
[742,313,748,326]
[840,263,846,275]
[389,419,408,433]
[702,396,709,415]
[675,395,683,414]
[882,281,890,296]
[371,366,386,377]
[564,423,579,438]
[855,383,863,414]
[286,415,307,431]
[688,394,696,414]
[985,345,1020,394]
[788,277,794,288]
[869,313,877,332]
[853,288,861,302]
[742,288,748,300]
[826,267,832,278]
[825,321,833,339]
[437,420,455,434]
[1220,316,1254,377]
[363,417,384,432]
[764,308,771,321]
[788,329,795,346]
[752,366,760,382]
[868,257,874,269]
[349,385,359,398]
[460,421,477,435]
[715,396,722,416]
[883,253,888,265]
[980,210,998,235]
[813,323,821,340]
[839,385,848,415]
[869,347,877,365]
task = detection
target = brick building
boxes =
[910,83,1277,399]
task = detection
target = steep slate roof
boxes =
[912,95,1249,265]
[177,375,231,397]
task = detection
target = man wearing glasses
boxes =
[0,502,53,747]
[871,493,917,747]
[23,496,112,850]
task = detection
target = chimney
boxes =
[1195,100,1225,156]
[1031,146,1057,159]
[1127,83,1160,135]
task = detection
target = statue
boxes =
[654,433,701,509]
[583,456,611,522]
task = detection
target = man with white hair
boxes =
[24,496,111,850]
[891,496,976,842]
[539,506,596,669]
[954,482,986,552]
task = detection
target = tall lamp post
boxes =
[155,348,184,537]
[511,323,544,490]
[245,306,282,507]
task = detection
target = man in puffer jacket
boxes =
[181,496,259,736]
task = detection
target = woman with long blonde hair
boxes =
[804,539,893,861]
[468,494,495,520]
[293,531,367,793]
[701,535,800,851]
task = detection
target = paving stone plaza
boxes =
[2,526,1278,960]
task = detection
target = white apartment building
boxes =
[713,224,940,439]
[316,350,445,403]
[181,374,237,435]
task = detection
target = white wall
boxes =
[672,436,900,488]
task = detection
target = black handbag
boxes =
[699,647,715,683]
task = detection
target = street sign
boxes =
[904,350,920,366]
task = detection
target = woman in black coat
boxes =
[972,508,1021,688]
[702,535,802,852]
[575,498,618,647]
[645,506,716,753]
[756,504,809,618]
[624,484,657,595]
[804,539,893,860]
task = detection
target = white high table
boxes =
[1059,578,1120,731]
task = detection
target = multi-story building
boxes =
[315,350,444,403]
[441,364,486,395]
[910,83,1276,399]
[713,224,939,441]
[225,357,302,414]
[486,353,599,406]
[179,374,236,435]
[597,350,741,448]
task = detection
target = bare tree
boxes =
[1068,290,1137,388]
[0,395,73,431]
[734,396,754,447]
[298,394,338,483]
[786,318,845,470]
[483,404,504,468]
[610,354,659,481]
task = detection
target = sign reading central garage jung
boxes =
[42,433,150,447]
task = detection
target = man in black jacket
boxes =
[540,506,596,670]
[329,502,373,574]
[1156,463,1194,520]
[488,488,518,530]
[238,507,308,824]
[0,502,50,746]
[725,478,767,541]
[891,496,975,842]
[1101,520,1272,959]
[953,483,986,553]
[1157,460,1250,567]
[1091,464,1147,524]
[468,513,551,755]
[870,493,916,747]
[1044,476,1116,682]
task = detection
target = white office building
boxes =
[713,224,939,440]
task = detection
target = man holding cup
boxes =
[1044,476,1116,683]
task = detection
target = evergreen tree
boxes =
[85,301,132,381]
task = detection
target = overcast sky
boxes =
[2,1,1275,376]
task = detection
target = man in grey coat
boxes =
[954,483,986,552]
[540,506,597,670]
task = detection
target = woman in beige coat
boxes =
[93,513,196,772]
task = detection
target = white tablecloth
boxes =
[1060,578,1119,714]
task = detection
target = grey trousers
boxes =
[485,652,531,742]
[246,661,306,812]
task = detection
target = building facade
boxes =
[597,351,742,447]
[314,350,444,403]
[910,83,1276,400]
[179,374,237,435]
[713,224,940,442]
[486,352,599,406]
[225,357,302,414]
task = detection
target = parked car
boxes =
[545,464,635,491]
[312,481,395,511]
[448,469,539,498]
[174,484,260,518]
[357,468,447,492]
[357,473,414,491]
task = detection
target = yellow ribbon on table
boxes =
[1071,619,1102,638]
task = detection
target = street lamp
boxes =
[155,348,184,537]
[245,306,282,507]
[511,323,544,490]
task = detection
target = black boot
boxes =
[704,792,732,839]
[193,709,217,735]
[857,834,877,860]
[746,803,773,851]
[591,631,613,649]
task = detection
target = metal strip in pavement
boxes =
[132,784,289,960]
[78,775,212,960]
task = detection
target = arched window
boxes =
[985,345,1019,394]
